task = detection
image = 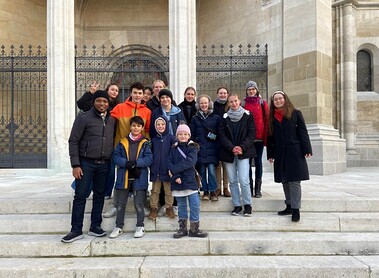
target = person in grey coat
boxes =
[267,91,313,222]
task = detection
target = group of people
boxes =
[61,79,313,243]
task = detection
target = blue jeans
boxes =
[225,157,252,207]
[198,163,217,192]
[176,192,200,222]
[71,158,109,233]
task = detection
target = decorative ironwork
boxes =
[0,45,47,168]
[0,43,267,168]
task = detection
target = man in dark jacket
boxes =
[62,90,116,243]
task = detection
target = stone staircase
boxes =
[0,192,379,277]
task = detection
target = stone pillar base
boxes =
[307,124,346,175]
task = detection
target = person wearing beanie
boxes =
[150,88,186,139]
[267,91,312,222]
[168,122,208,238]
[76,80,100,112]
[63,86,116,243]
[243,80,269,198]
[178,87,197,124]
[213,87,231,197]
[190,94,221,202]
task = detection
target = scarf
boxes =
[274,109,284,123]
[227,106,245,122]
[198,110,213,119]
[129,133,143,141]
[215,97,227,105]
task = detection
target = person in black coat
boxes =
[178,86,197,124]
[190,94,221,201]
[219,93,256,217]
[267,91,313,222]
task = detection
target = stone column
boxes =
[342,3,357,154]
[47,0,76,173]
[168,0,197,101]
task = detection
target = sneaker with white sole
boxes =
[88,227,107,237]
[109,227,123,239]
[134,226,145,238]
[103,207,117,218]
[61,232,84,243]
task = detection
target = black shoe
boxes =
[243,204,252,217]
[292,209,300,222]
[278,204,293,216]
[231,206,243,216]
[88,227,107,237]
[61,231,84,243]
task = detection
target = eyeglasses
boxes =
[247,88,256,91]
[273,97,284,101]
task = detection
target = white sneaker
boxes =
[109,227,123,239]
[103,207,117,218]
[173,206,178,216]
[134,226,145,238]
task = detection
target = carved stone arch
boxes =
[357,43,379,92]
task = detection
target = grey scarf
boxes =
[227,106,245,122]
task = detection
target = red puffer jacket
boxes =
[243,96,269,145]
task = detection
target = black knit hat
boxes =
[93,90,109,103]
[158,89,173,101]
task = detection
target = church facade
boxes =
[0,0,378,174]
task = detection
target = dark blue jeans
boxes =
[249,141,264,184]
[71,158,109,234]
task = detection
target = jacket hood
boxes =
[154,116,169,136]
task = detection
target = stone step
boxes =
[0,256,376,277]
[1,196,379,214]
[0,232,378,258]
[1,212,378,234]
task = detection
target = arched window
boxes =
[357,50,372,91]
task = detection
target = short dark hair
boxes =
[130,116,145,127]
[130,82,144,91]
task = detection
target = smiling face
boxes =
[155,119,166,134]
[273,93,286,109]
[177,131,190,143]
[107,85,119,100]
[160,95,172,108]
[199,96,209,112]
[246,86,258,97]
[184,89,196,102]
[227,95,241,111]
[153,81,165,98]
[94,97,109,113]
[143,88,152,102]
[131,88,144,104]
[130,122,143,137]
[217,88,228,100]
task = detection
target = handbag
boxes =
[177,147,202,189]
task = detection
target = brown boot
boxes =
[223,187,231,197]
[148,207,158,220]
[166,207,176,219]
[215,188,221,197]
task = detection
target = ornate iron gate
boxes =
[0,44,267,168]
[0,45,47,168]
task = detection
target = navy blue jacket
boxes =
[114,137,153,191]
[190,111,221,165]
[168,141,199,191]
[150,118,177,182]
[150,106,186,139]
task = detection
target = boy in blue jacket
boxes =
[109,116,153,239]
[148,117,177,220]
[168,123,208,238]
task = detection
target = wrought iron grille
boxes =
[0,43,267,168]
[0,45,47,168]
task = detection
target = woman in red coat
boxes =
[243,81,269,198]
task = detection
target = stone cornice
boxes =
[332,0,379,8]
